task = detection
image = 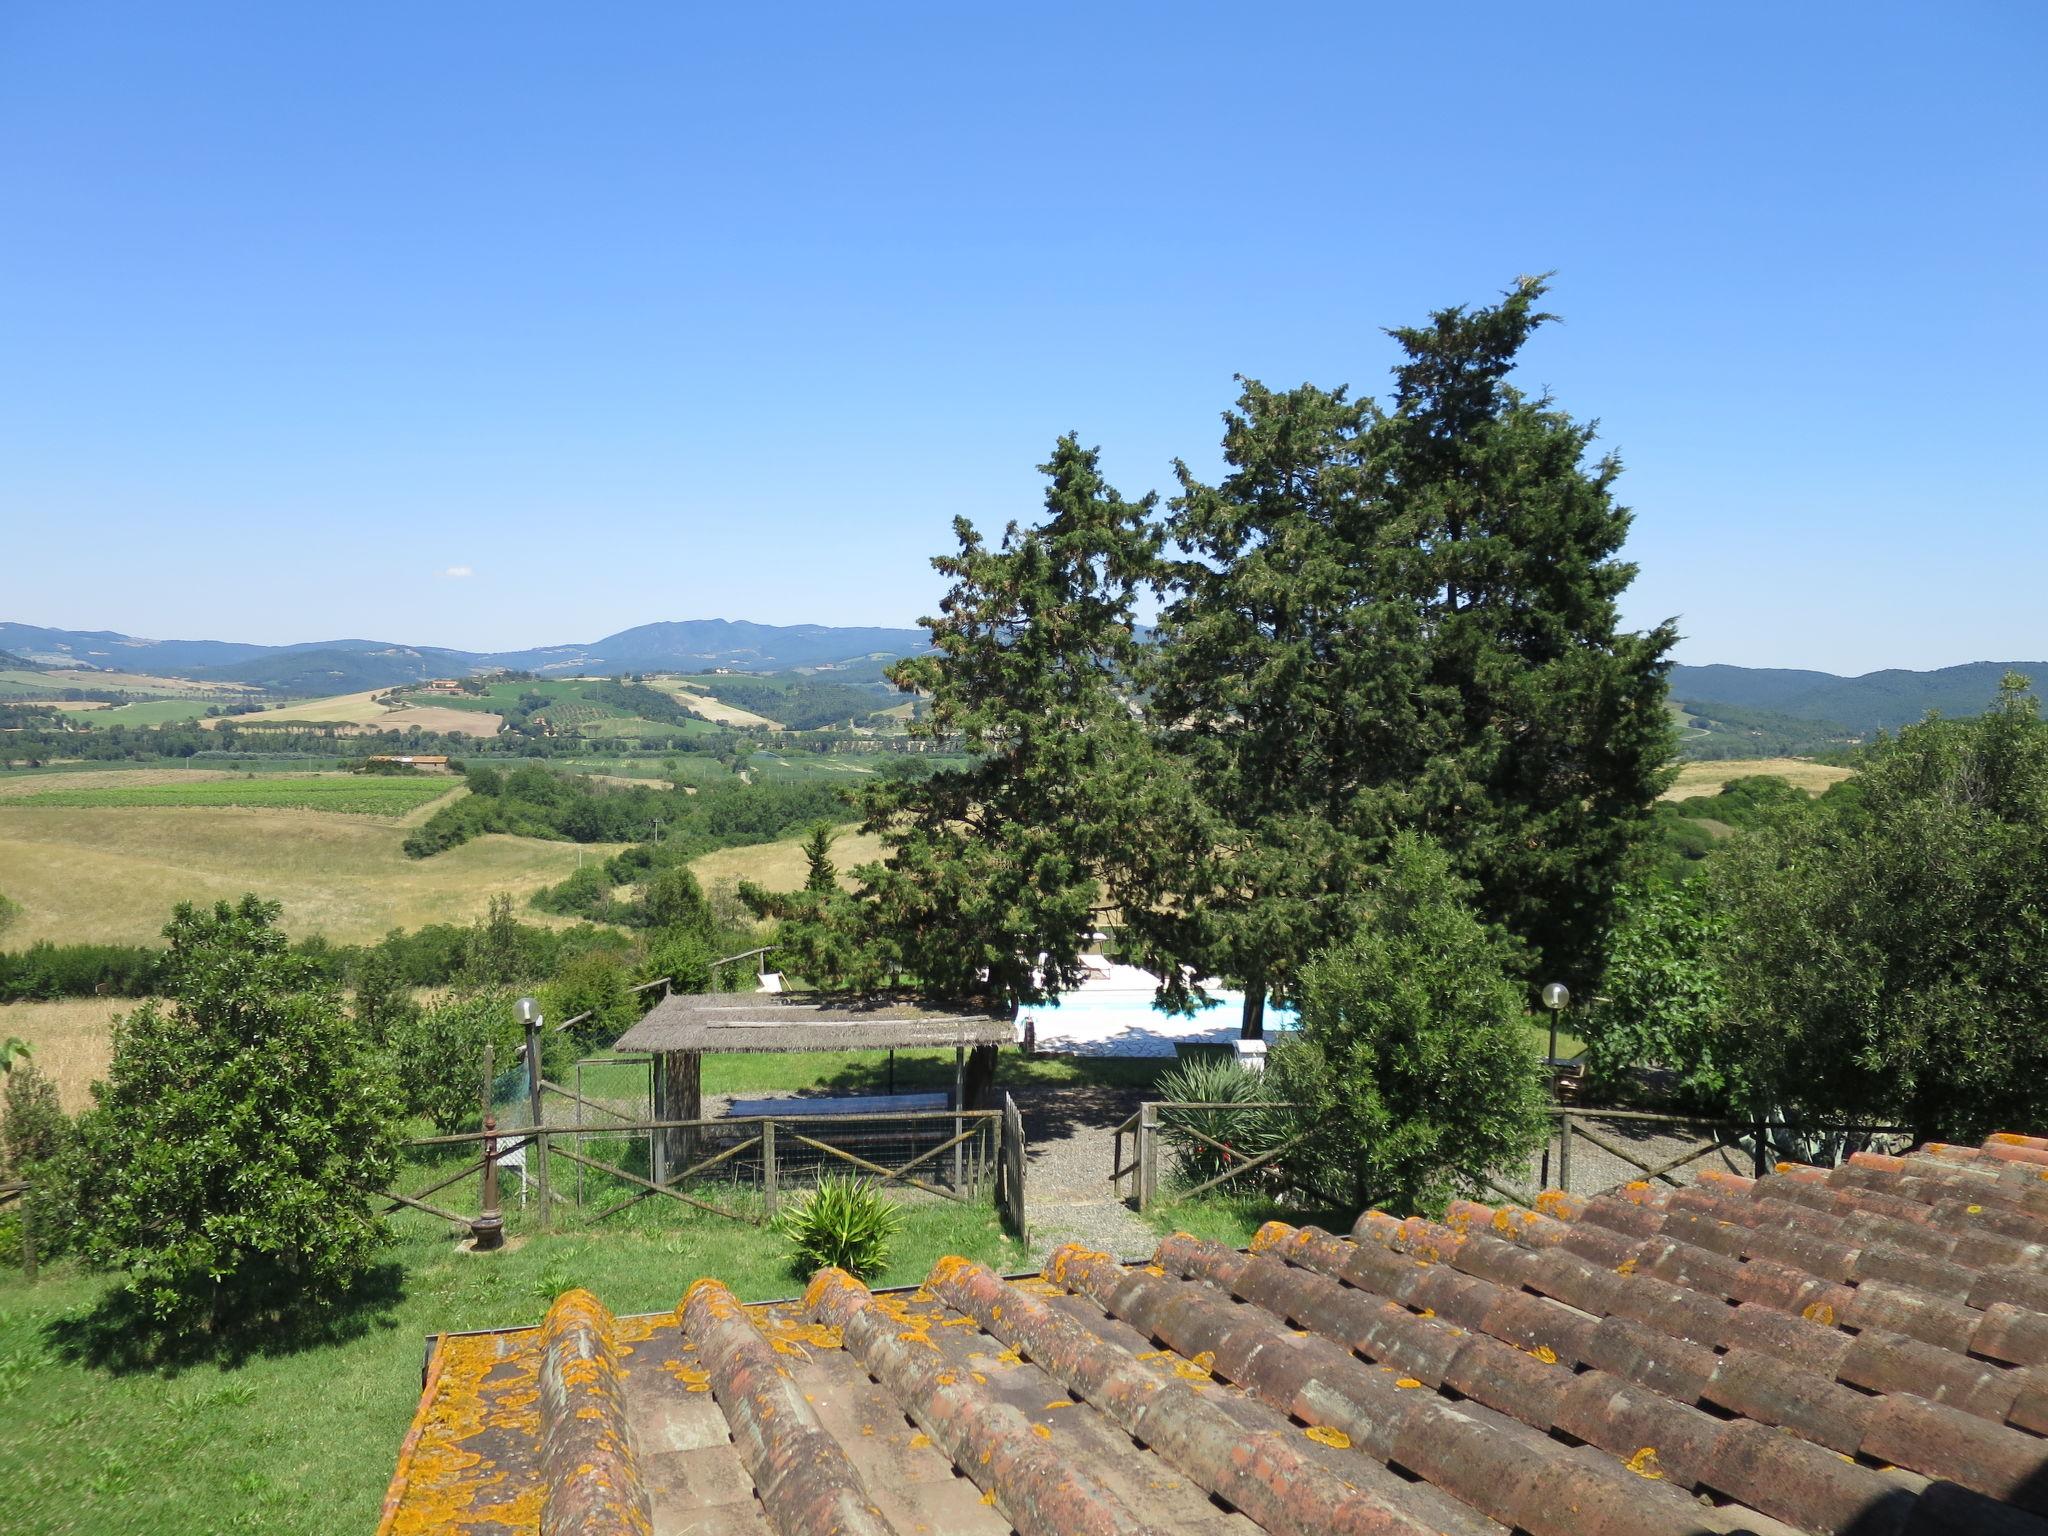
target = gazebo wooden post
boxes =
[661,1048,702,1182]
[952,1047,965,1191]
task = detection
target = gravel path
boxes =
[1007,1079,1158,1263]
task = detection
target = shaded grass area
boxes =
[0,1193,1024,1536]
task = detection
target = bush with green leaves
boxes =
[775,1174,900,1280]
[1580,881,1739,1111]
[57,896,403,1329]
[1154,1054,1289,1191]
[638,927,715,995]
[388,991,516,1134]
[542,948,638,1042]
[1,1057,74,1259]
[1707,675,2048,1141]
[1267,835,1549,1214]
[2,1056,68,1174]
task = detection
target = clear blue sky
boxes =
[2,3,2041,672]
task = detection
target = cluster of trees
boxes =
[1589,677,2048,1143]
[408,761,846,862]
[751,279,1675,1204]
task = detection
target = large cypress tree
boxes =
[1382,277,1676,987]
[1136,278,1674,1030]
[851,434,1168,1005]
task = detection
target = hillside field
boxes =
[0,804,623,947]
[1659,757,1855,799]
[0,996,123,1111]
[646,675,782,729]
[199,687,505,735]
[689,822,884,891]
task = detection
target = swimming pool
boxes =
[1018,982,1298,1058]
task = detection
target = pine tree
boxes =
[850,435,1166,1006]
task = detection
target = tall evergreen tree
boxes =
[850,435,1166,1005]
[1136,278,1674,1030]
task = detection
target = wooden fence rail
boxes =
[1112,1102,1914,1213]
[380,1108,1017,1238]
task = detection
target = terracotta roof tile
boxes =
[381,1135,2048,1536]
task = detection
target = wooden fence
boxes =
[379,1106,1014,1237]
[1112,1102,1912,1213]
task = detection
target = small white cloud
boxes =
[439,565,475,579]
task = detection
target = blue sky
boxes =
[1,3,2041,672]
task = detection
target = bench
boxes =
[716,1092,961,1183]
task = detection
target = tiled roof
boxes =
[379,1134,2048,1536]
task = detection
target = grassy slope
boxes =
[689,822,885,892]
[0,805,623,947]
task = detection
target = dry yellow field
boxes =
[197,688,503,736]
[0,997,125,1111]
[647,678,782,730]
[688,823,883,892]
[0,805,623,947]
[1661,757,1855,800]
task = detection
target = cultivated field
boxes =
[5,774,458,815]
[1660,757,1855,799]
[647,676,782,729]
[0,996,123,1111]
[688,822,884,891]
[0,805,623,947]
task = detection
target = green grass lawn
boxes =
[5,775,457,816]
[0,1190,1024,1536]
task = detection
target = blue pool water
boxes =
[1020,985,1298,1057]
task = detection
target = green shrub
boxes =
[1581,882,1738,1111]
[543,949,637,1043]
[60,896,403,1330]
[1154,1054,1288,1191]
[1267,835,1548,1214]
[388,992,515,1134]
[775,1175,900,1280]
[2,1058,69,1173]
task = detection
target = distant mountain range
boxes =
[1668,661,2048,737]
[0,620,931,692]
[5,620,2044,740]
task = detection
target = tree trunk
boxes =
[1240,984,1265,1041]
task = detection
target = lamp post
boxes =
[1538,983,1571,1190]
[516,996,552,1223]
[1540,982,1571,1068]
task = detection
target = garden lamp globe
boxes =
[1540,982,1569,1066]
[515,996,540,1026]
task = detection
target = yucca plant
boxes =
[1155,1054,1290,1191]
[776,1174,901,1280]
